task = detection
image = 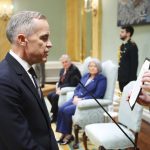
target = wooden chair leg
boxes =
[83,132,88,150]
[130,133,139,150]
[131,147,140,150]
[99,146,106,150]
[73,124,81,149]
[134,133,138,148]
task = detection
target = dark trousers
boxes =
[47,92,59,120]
[56,98,76,134]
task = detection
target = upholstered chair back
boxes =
[101,60,118,100]
[118,81,143,132]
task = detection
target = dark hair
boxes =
[121,25,134,37]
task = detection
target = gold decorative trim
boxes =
[66,0,81,61]
[66,0,102,61]
[91,0,102,59]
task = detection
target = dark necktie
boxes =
[60,70,67,83]
[28,67,41,97]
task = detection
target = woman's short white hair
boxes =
[88,58,102,73]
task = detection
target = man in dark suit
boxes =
[47,54,81,122]
[0,11,59,150]
[118,25,138,92]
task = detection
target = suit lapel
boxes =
[5,53,50,125]
[84,74,99,90]
[82,74,89,85]
[21,75,50,126]
[21,73,41,101]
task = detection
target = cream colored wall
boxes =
[101,0,150,73]
[13,0,66,61]
[5,0,150,70]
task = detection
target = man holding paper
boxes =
[137,70,150,106]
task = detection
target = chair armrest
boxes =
[66,91,74,99]
[77,99,112,110]
[58,87,75,107]
[56,82,59,89]
[60,87,75,94]
[73,99,112,128]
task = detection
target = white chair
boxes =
[84,81,143,150]
[72,60,118,148]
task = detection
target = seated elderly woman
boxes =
[56,58,107,145]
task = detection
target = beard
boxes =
[120,36,126,41]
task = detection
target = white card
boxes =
[129,58,150,110]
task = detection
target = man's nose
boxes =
[47,40,52,49]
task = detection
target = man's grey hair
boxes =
[88,58,102,73]
[59,54,71,62]
[6,11,47,43]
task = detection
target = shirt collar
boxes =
[122,38,131,45]
[9,50,31,72]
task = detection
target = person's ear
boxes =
[17,34,27,46]
[127,32,131,38]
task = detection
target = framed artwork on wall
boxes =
[117,0,150,26]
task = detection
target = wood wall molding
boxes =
[66,0,102,61]
[0,17,11,61]
[91,0,102,59]
[66,0,81,61]
[0,0,12,61]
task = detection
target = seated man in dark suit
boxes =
[47,54,81,122]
